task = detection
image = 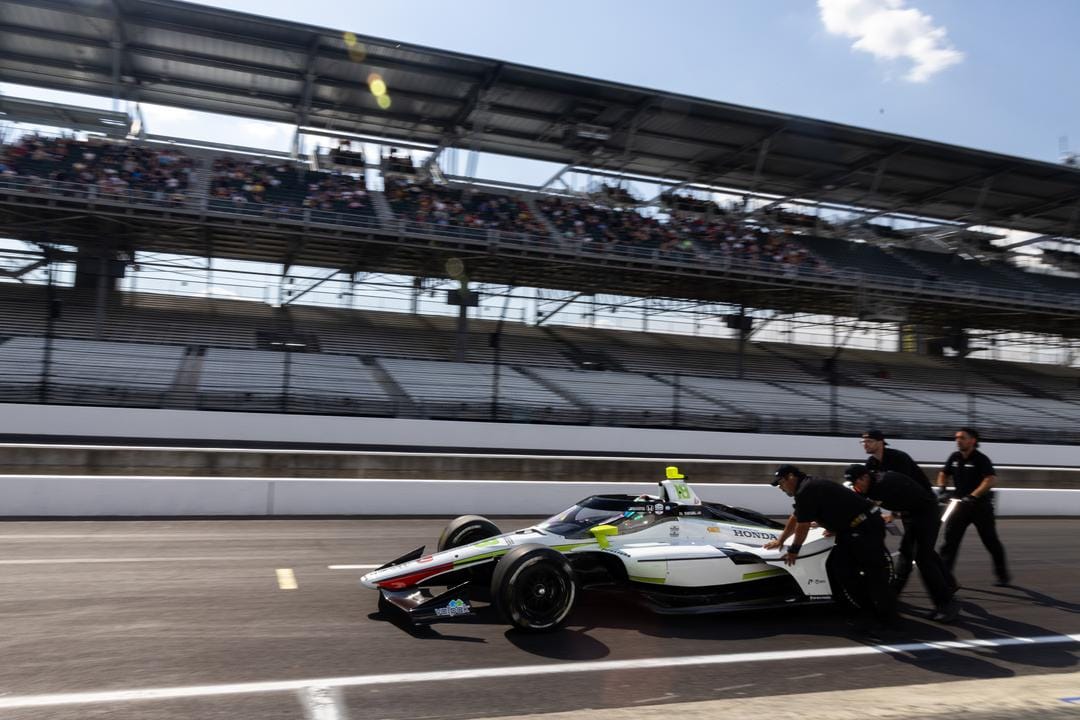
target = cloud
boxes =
[818,0,964,82]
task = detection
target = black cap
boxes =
[772,464,805,486]
[843,463,871,483]
[862,429,888,445]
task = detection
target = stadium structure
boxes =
[2,0,1080,446]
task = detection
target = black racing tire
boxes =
[491,544,577,633]
[437,515,502,552]
[828,546,896,610]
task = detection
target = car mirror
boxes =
[589,524,619,548]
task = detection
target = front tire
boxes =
[437,515,501,552]
[491,545,577,632]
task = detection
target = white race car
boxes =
[361,467,851,632]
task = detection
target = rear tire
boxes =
[828,546,895,610]
[491,545,576,632]
[437,515,501,552]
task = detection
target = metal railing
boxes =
[2,173,1079,312]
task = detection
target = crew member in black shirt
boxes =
[844,464,958,622]
[764,464,897,632]
[937,428,1011,586]
[861,429,931,592]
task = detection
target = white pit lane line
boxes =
[0,633,1076,710]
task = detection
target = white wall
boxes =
[2,403,1079,468]
[0,475,1076,517]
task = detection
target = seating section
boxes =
[523,367,687,427]
[793,236,923,280]
[538,196,684,258]
[209,157,375,219]
[889,247,1037,293]
[377,358,584,423]
[0,336,183,406]
[1,282,1079,438]
[1,135,194,202]
[384,179,549,237]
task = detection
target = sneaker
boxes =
[993,574,1012,587]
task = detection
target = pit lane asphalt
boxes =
[0,518,1075,720]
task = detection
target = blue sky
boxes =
[187,0,1080,164]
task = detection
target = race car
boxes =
[361,467,853,632]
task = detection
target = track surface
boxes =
[0,518,1075,719]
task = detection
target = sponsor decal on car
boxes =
[434,599,471,617]
[731,527,778,541]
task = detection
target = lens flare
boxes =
[369,78,387,97]
[344,32,366,62]
[377,94,392,110]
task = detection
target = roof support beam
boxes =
[1005,190,1080,219]
[843,164,1017,228]
[536,291,585,326]
[691,125,788,186]
[537,163,576,192]
[293,36,321,158]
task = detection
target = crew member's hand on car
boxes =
[763,538,783,550]
[783,551,799,566]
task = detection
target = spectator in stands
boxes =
[385,148,416,174]
[387,179,548,237]
[2,135,194,204]
[844,464,958,623]
[765,464,897,635]
[937,428,1011,586]
[860,428,936,592]
[209,157,372,218]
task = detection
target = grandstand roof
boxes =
[4,0,1080,240]
[0,96,131,137]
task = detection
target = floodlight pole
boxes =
[40,250,55,404]
[490,286,514,421]
[735,305,748,380]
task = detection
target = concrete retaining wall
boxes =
[3,403,1080,467]
[1,475,1077,518]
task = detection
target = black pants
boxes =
[893,513,916,591]
[832,514,897,625]
[939,497,1009,582]
[903,509,955,607]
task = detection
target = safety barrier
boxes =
[0,476,1076,517]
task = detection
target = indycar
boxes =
[361,467,850,632]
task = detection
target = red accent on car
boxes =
[377,563,453,590]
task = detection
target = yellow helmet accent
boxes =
[665,465,685,480]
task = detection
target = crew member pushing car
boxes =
[764,464,897,634]
[844,464,958,623]
[861,429,930,593]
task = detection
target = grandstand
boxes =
[1,0,1080,446]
